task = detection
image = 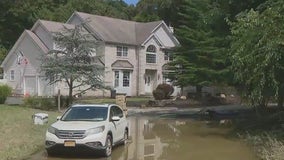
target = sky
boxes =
[124,0,139,6]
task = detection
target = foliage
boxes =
[40,23,105,104]
[24,96,55,110]
[229,0,284,107]
[0,84,12,104]
[243,133,284,160]
[156,83,174,99]
[152,83,174,100]
[167,0,231,96]
[152,89,165,100]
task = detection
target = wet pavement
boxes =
[28,112,258,160]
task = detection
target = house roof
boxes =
[1,30,47,68]
[74,12,163,45]
[36,20,75,33]
[25,30,48,53]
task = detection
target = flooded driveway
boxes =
[29,115,258,160]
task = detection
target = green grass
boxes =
[0,105,60,160]
[76,97,151,105]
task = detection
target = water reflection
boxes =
[32,116,258,160]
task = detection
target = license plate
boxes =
[64,141,76,147]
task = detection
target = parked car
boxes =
[45,104,129,157]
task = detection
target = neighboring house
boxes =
[1,11,179,97]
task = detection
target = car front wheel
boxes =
[102,135,112,157]
[123,129,128,145]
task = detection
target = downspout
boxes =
[136,46,140,96]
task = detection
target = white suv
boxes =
[45,104,129,157]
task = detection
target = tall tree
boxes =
[168,0,229,96]
[40,24,105,104]
[229,0,284,108]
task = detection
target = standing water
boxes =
[29,116,258,160]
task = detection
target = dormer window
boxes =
[117,46,128,57]
[146,45,157,64]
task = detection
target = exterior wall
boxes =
[154,25,176,48]
[33,25,53,49]
[104,43,137,96]
[3,34,41,94]
[138,38,167,95]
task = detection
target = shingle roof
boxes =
[25,30,48,53]
[75,12,162,45]
[39,20,75,32]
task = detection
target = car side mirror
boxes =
[111,116,120,121]
[56,116,61,121]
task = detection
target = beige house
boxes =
[1,12,179,97]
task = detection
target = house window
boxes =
[146,45,157,64]
[10,70,15,81]
[123,71,130,87]
[164,51,173,61]
[114,71,119,87]
[117,46,128,57]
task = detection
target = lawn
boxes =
[0,105,60,160]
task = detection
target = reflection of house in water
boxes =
[127,117,167,160]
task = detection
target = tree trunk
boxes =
[68,80,73,105]
[196,85,202,100]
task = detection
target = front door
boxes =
[145,75,152,94]
[114,70,131,96]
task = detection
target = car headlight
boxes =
[85,126,105,135]
[47,126,57,135]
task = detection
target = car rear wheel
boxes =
[102,135,112,157]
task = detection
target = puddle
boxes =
[28,116,258,160]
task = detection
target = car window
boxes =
[61,106,108,121]
[110,106,123,118]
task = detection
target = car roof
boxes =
[71,104,115,108]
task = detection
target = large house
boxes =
[1,12,179,97]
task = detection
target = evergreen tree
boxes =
[168,0,229,96]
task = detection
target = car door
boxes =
[113,106,126,141]
[109,106,120,143]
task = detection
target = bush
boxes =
[152,84,174,100]
[24,96,55,110]
[152,89,165,100]
[0,84,12,104]
[55,95,71,109]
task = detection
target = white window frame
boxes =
[164,51,173,61]
[116,46,128,57]
[10,70,15,81]
[146,45,157,64]
[122,71,130,87]
[114,71,119,87]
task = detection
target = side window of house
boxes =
[146,45,156,63]
[10,70,15,81]
[117,46,128,57]
[164,51,173,61]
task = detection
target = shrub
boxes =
[55,95,71,109]
[152,89,165,100]
[153,83,174,99]
[0,84,12,104]
[24,96,56,110]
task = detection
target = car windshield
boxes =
[61,106,108,121]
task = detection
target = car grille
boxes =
[56,130,86,139]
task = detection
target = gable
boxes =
[111,60,134,69]
[1,30,47,71]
